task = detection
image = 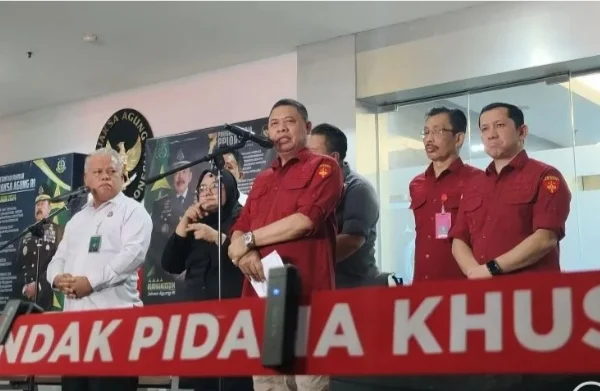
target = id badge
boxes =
[435,213,451,239]
[89,235,102,253]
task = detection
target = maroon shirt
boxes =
[409,158,482,282]
[231,148,344,298]
[448,150,571,273]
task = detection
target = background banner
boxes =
[0,153,86,311]
[141,118,272,304]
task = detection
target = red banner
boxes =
[0,271,599,377]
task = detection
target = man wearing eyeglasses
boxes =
[409,107,482,283]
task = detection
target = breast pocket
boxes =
[281,176,312,215]
[462,196,485,232]
[502,188,536,231]
[99,215,124,254]
[247,185,269,218]
[409,193,428,226]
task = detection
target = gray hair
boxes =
[84,147,125,174]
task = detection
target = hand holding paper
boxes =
[250,250,284,298]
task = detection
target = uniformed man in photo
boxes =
[146,149,194,280]
[223,149,248,205]
[17,184,64,310]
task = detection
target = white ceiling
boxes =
[0,1,478,119]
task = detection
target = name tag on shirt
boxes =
[89,235,102,253]
[435,213,451,239]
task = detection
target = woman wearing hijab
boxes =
[161,168,252,391]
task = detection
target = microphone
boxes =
[49,186,90,203]
[224,124,273,149]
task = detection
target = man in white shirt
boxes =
[46,147,152,391]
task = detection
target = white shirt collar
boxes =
[176,188,188,199]
[84,191,126,210]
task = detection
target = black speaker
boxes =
[0,299,44,345]
[261,265,301,371]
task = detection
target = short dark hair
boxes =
[228,149,244,170]
[270,99,309,122]
[425,107,467,134]
[479,102,524,128]
[310,123,347,162]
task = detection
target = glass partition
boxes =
[373,73,599,282]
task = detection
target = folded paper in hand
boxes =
[250,250,284,298]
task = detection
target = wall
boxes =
[297,35,358,167]
[356,1,600,104]
[0,52,297,166]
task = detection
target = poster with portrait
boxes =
[141,118,273,304]
[0,153,86,311]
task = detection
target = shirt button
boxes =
[482,234,486,239]
[427,235,432,240]
[487,217,492,221]
[425,254,430,259]
[425,275,429,280]
[480,255,485,260]
[274,187,278,191]
[430,217,434,221]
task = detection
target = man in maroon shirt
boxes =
[228,98,343,391]
[409,107,482,283]
[449,102,571,279]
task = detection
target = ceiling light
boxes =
[83,34,98,43]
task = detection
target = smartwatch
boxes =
[485,259,502,276]
[243,231,256,249]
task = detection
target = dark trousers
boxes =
[61,376,138,391]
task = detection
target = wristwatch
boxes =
[485,259,502,276]
[243,231,256,249]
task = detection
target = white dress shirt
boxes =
[238,191,248,206]
[46,192,152,312]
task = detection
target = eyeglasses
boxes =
[197,182,219,195]
[421,128,454,138]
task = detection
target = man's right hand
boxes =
[53,273,75,295]
[237,250,265,282]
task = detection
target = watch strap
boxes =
[486,259,502,276]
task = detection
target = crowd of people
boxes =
[43,98,571,391]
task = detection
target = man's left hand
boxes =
[228,236,250,263]
[69,277,93,299]
[467,265,492,280]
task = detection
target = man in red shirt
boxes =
[228,98,343,391]
[449,102,571,279]
[409,107,482,283]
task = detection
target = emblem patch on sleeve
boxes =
[317,163,332,178]
[543,175,560,194]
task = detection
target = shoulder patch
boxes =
[317,163,332,179]
[542,175,560,194]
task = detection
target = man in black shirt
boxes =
[308,123,380,288]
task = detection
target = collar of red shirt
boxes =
[424,157,465,179]
[270,147,311,170]
[485,149,529,176]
